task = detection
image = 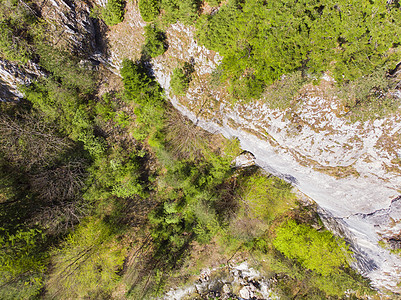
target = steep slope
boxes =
[0,0,400,294]
[103,3,401,293]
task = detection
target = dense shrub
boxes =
[273,219,352,276]
[102,0,125,26]
[139,0,160,22]
[170,67,190,96]
[161,0,201,25]
[196,0,401,104]
[143,24,167,58]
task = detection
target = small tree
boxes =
[143,24,167,58]
[273,219,352,276]
[139,0,160,22]
[102,0,125,26]
[207,0,221,7]
[170,67,190,96]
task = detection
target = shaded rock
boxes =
[0,59,45,102]
[233,151,256,168]
[38,0,97,54]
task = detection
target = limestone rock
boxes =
[0,59,45,102]
[232,151,256,168]
[239,286,251,299]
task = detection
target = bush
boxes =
[241,172,295,222]
[0,228,47,299]
[139,0,160,22]
[170,66,190,96]
[102,0,125,26]
[143,24,167,58]
[273,219,352,276]
[46,219,126,299]
[161,0,201,25]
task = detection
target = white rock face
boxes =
[233,151,256,168]
[148,22,401,293]
[0,59,44,101]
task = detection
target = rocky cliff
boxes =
[104,4,401,293]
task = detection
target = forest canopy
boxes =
[196,0,401,99]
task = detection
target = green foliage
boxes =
[47,218,126,299]
[0,228,47,299]
[241,172,295,222]
[21,43,97,142]
[196,0,401,104]
[22,80,91,138]
[36,44,95,94]
[95,93,116,122]
[143,24,167,58]
[114,110,131,128]
[84,144,148,202]
[0,21,32,62]
[273,219,351,276]
[170,66,191,96]
[0,0,35,63]
[161,0,201,25]
[259,247,373,298]
[102,0,125,26]
[150,146,234,249]
[121,59,165,140]
[207,0,221,7]
[229,75,265,101]
[139,0,160,22]
[336,68,399,121]
[77,129,106,159]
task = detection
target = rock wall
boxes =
[0,59,43,101]
[37,0,98,54]
[145,22,401,294]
